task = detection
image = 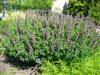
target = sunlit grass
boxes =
[41,47,100,75]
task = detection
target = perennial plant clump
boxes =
[1,10,100,63]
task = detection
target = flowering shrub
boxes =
[1,11,100,63]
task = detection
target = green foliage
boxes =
[31,0,52,9]
[41,49,100,75]
[8,0,100,24]
[1,14,100,63]
[0,0,3,12]
[0,21,4,54]
[41,60,70,75]
[67,0,100,16]
[9,0,52,10]
[67,0,88,16]
[89,2,100,24]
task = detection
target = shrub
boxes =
[1,11,100,63]
[9,0,52,10]
[67,0,100,16]
[89,2,100,24]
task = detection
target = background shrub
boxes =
[89,2,100,24]
[9,0,52,10]
[67,0,100,16]
[1,11,100,63]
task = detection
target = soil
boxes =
[0,55,39,75]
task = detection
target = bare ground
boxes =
[0,55,39,75]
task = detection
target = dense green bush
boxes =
[1,12,100,63]
[9,0,52,10]
[89,2,100,24]
[67,0,100,16]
